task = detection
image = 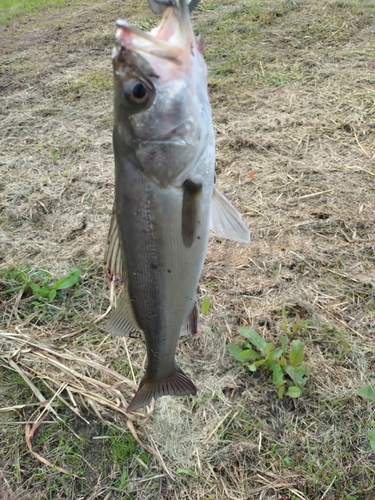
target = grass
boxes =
[0,0,69,23]
[1,0,375,498]
[0,366,153,498]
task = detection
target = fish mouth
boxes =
[114,0,194,71]
[144,138,189,146]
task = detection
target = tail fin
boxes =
[127,366,197,413]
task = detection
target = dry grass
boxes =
[1,0,375,498]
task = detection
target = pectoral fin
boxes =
[105,289,142,337]
[210,186,250,243]
[104,203,124,282]
[181,180,202,248]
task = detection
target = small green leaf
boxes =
[279,355,287,367]
[18,271,28,283]
[238,327,267,355]
[201,294,211,315]
[41,285,51,298]
[286,385,301,398]
[280,335,288,352]
[176,468,198,478]
[278,385,285,398]
[227,343,244,361]
[53,269,81,290]
[48,289,57,302]
[29,282,42,298]
[285,365,309,387]
[273,347,284,359]
[272,364,284,388]
[265,342,275,359]
[289,339,304,366]
[248,363,258,372]
[294,365,310,386]
[368,429,375,454]
[358,385,375,404]
[238,348,259,362]
[119,469,128,489]
[253,359,266,368]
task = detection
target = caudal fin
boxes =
[127,366,197,413]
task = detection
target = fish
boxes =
[105,0,250,413]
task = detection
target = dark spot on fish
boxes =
[197,236,201,240]
[151,262,158,269]
[181,180,202,248]
[183,179,202,195]
[130,331,141,339]
[167,269,171,273]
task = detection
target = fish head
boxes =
[112,0,214,186]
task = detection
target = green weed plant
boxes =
[228,327,310,398]
[4,266,81,306]
[358,385,375,454]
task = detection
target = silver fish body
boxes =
[105,0,249,413]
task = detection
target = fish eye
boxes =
[123,78,152,106]
[132,83,147,101]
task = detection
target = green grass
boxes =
[0,367,152,498]
[0,0,69,23]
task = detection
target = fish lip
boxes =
[142,138,189,146]
[114,18,184,66]
[114,0,194,68]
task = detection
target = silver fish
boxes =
[105,0,249,413]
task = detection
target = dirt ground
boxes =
[1,0,375,499]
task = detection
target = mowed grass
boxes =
[1,0,375,499]
[0,0,69,23]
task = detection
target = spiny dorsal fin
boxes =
[104,203,124,282]
[210,186,250,243]
[180,301,199,337]
[127,365,197,413]
[105,289,142,337]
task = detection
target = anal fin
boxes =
[105,289,142,337]
[180,300,199,337]
[127,365,197,413]
[210,186,250,243]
